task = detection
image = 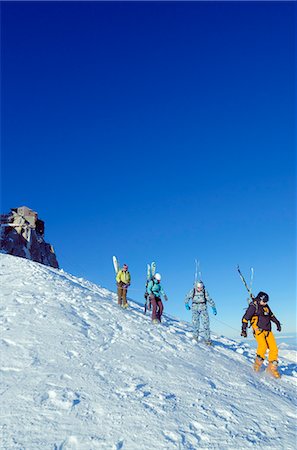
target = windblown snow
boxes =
[0,254,296,450]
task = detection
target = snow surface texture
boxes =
[0,254,296,450]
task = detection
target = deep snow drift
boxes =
[0,254,296,450]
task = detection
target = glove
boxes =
[241,329,247,338]
[212,307,217,315]
[185,303,191,311]
[276,322,282,332]
[164,294,168,302]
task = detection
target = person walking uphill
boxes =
[241,291,281,378]
[185,281,217,345]
[116,263,131,309]
[147,273,168,324]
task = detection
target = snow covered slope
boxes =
[0,254,296,450]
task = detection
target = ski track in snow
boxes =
[0,254,296,450]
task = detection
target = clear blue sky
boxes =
[1,2,296,337]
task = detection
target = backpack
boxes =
[192,286,206,303]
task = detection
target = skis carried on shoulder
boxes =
[237,265,254,302]
[150,261,156,278]
[113,256,119,275]
[144,261,156,314]
[144,264,151,314]
[147,263,151,281]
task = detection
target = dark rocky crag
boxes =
[0,206,59,268]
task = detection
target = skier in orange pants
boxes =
[241,292,282,378]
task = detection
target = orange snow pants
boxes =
[254,329,278,362]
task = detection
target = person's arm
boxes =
[160,286,168,300]
[205,290,216,311]
[270,308,281,331]
[184,289,193,310]
[116,270,122,283]
[147,280,153,295]
[185,289,194,304]
[241,303,256,336]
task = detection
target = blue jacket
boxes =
[147,279,165,298]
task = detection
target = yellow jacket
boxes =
[116,269,131,286]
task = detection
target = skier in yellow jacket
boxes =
[241,291,281,378]
[116,263,131,309]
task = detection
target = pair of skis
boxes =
[113,256,120,275]
[237,265,254,303]
[144,261,156,314]
[194,259,202,284]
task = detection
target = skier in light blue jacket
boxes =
[185,281,217,344]
[147,273,168,324]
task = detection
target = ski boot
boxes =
[152,319,159,325]
[122,303,128,309]
[205,340,213,346]
[266,361,281,378]
[253,355,264,372]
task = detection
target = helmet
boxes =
[154,273,161,281]
[196,281,204,289]
[256,291,269,303]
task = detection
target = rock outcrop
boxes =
[0,206,59,268]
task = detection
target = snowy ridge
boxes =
[0,254,296,450]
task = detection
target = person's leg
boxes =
[150,296,157,321]
[253,330,268,372]
[122,288,128,307]
[254,330,268,360]
[253,354,264,372]
[201,308,211,342]
[117,286,123,305]
[266,331,278,362]
[266,331,280,378]
[192,307,201,340]
[157,299,163,322]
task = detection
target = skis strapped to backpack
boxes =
[144,262,156,314]
[194,259,202,284]
[237,265,254,303]
[192,260,206,302]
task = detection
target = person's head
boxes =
[154,273,161,283]
[196,281,204,291]
[255,291,269,305]
[123,264,128,272]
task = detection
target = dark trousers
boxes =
[150,296,163,322]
